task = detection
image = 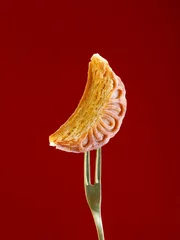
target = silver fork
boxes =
[84,148,105,240]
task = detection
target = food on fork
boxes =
[49,54,127,153]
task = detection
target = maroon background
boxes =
[0,0,180,239]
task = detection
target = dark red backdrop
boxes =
[0,0,180,239]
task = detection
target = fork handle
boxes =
[92,211,105,240]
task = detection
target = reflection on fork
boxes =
[84,148,105,240]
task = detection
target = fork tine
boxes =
[84,151,91,185]
[84,148,104,239]
[95,148,101,183]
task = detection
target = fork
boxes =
[84,148,105,240]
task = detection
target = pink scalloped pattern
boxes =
[79,73,127,152]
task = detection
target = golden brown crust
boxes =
[49,54,127,153]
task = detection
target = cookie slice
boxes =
[49,54,127,153]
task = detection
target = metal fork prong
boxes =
[95,148,101,184]
[84,151,91,185]
[84,148,104,240]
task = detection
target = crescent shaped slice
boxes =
[49,53,127,153]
